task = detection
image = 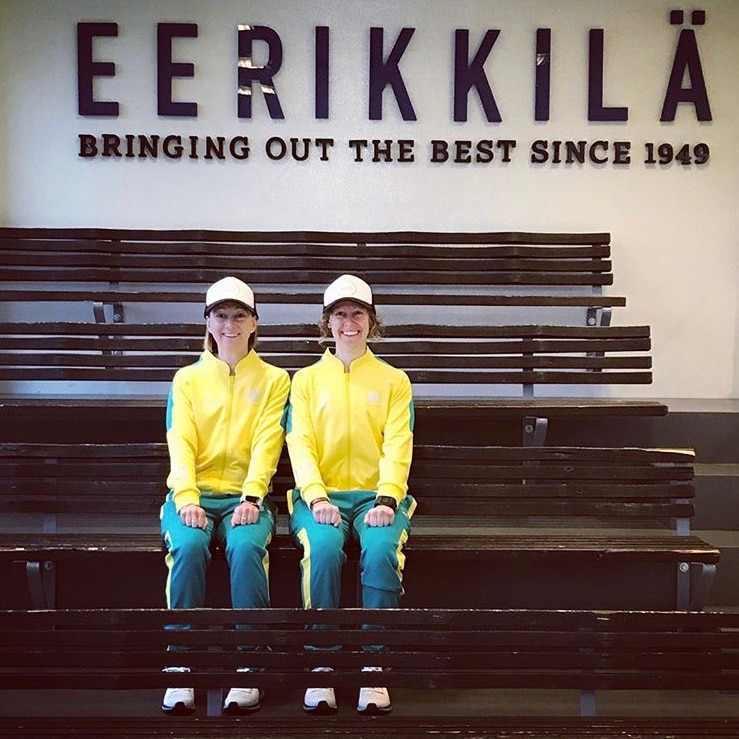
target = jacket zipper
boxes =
[344,370,351,490]
[219,373,235,492]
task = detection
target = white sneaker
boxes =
[303,667,338,714]
[161,667,195,714]
[357,666,392,714]
[223,668,263,714]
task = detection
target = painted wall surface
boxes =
[0,0,737,398]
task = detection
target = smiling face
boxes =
[327,300,371,353]
[205,300,257,357]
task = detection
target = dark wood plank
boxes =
[0,395,670,418]
[0,266,616,286]
[0,532,718,563]
[0,230,616,295]
[0,227,613,245]
[0,440,697,525]
[0,608,736,690]
[1,717,739,739]
[0,228,656,402]
[0,288,629,307]
[0,322,654,384]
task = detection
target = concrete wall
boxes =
[1,0,737,399]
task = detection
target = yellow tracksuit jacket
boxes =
[166,349,290,511]
[285,348,414,508]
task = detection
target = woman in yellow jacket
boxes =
[286,274,415,715]
[160,276,290,715]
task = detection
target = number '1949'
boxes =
[644,143,709,165]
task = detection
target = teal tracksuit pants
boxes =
[288,489,415,610]
[160,491,276,609]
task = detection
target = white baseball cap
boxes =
[204,276,258,318]
[323,274,374,312]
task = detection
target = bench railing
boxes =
[0,323,653,385]
[0,228,667,444]
[1,607,738,718]
[0,441,718,612]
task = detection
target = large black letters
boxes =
[661,29,712,121]
[588,29,628,122]
[368,27,417,121]
[77,22,119,116]
[157,23,198,117]
[453,29,501,123]
[238,25,284,119]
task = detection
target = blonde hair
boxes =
[318,305,384,345]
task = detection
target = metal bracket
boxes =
[586,306,612,328]
[690,563,717,612]
[676,561,690,610]
[94,282,124,358]
[206,687,223,717]
[523,416,548,447]
[93,301,124,325]
[580,688,597,717]
[586,307,611,378]
[578,622,597,716]
[93,277,125,325]
[25,560,56,609]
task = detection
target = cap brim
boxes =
[323,298,374,313]
[204,299,258,319]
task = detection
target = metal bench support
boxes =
[523,416,548,447]
[690,563,717,611]
[207,688,223,717]
[580,688,597,717]
[25,560,56,609]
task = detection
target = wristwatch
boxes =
[374,495,398,511]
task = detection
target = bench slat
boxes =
[0,353,653,370]
[1,250,613,271]
[0,533,718,563]
[0,322,652,338]
[0,288,629,307]
[0,228,613,245]
[0,397,671,421]
[1,266,616,285]
[3,442,690,461]
[0,607,736,685]
[0,229,641,397]
[0,321,654,384]
[0,368,655,384]
[0,717,737,739]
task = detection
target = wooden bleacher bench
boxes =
[0,442,718,612]
[0,321,654,384]
[0,229,726,737]
[0,607,737,736]
[0,395,669,448]
[0,228,666,445]
[0,227,623,309]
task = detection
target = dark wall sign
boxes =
[75,9,715,166]
[77,133,710,168]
